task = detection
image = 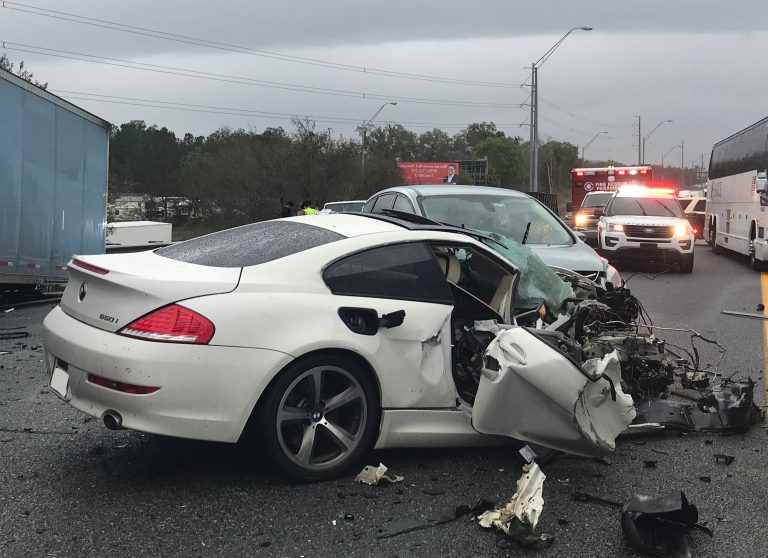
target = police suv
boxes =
[597,186,695,273]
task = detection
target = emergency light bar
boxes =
[617,185,678,196]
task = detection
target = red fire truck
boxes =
[570,165,654,210]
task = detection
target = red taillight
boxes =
[640,169,648,174]
[693,227,699,235]
[87,373,159,395]
[72,258,109,275]
[617,170,626,175]
[576,171,585,177]
[118,304,215,344]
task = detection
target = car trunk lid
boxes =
[60,251,241,333]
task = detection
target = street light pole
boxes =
[680,140,685,189]
[661,143,681,181]
[581,131,607,166]
[361,102,397,187]
[528,26,592,192]
[642,119,673,164]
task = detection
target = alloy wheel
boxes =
[276,365,368,472]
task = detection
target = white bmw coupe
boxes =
[44,213,634,480]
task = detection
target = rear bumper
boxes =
[43,306,293,442]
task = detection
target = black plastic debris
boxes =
[714,454,735,465]
[644,460,658,469]
[758,304,765,312]
[699,476,711,483]
[633,379,764,432]
[621,492,711,558]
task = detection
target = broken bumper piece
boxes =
[633,379,764,432]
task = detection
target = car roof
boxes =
[372,184,531,198]
[289,212,505,248]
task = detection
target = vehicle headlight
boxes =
[607,223,624,232]
[674,222,692,236]
[574,213,588,227]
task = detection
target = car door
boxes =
[471,326,636,457]
[323,241,457,409]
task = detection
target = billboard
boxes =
[397,162,460,185]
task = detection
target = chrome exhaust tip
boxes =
[103,410,123,430]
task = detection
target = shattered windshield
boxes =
[607,197,683,218]
[418,195,573,246]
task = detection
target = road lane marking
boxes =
[762,272,768,394]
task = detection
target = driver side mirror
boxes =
[593,208,605,217]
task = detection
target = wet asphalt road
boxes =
[1,243,767,558]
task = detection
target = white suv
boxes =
[597,187,695,273]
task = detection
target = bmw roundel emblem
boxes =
[78,282,87,302]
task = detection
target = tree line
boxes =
[108,118,591,227]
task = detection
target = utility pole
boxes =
[635,115,641,165]
[528,64,537,192]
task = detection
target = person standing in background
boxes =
[299,201,317,215]
[281,200,294,217]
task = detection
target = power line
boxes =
[538,97,631,129]
[52,90,528,130]
[2,42,523,108]
[1,1,523,89]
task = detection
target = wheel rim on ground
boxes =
[276,365,367,472]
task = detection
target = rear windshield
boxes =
[606,197,683,218]
[581,193,613,208]
[156,221,345,267]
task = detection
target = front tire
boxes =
[259,354,379,481]
[679,253,694,273]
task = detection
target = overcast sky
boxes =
[2,0,767,167]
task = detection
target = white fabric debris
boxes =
[478,462,546,533]
[354,463,404,486]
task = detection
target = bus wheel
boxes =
[709,221,721,253]
[750,241,763,271]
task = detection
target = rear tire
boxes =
[258,354,379,481]
[709,221,722,254]
[679,254,694,273]
[750,243,764,271]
